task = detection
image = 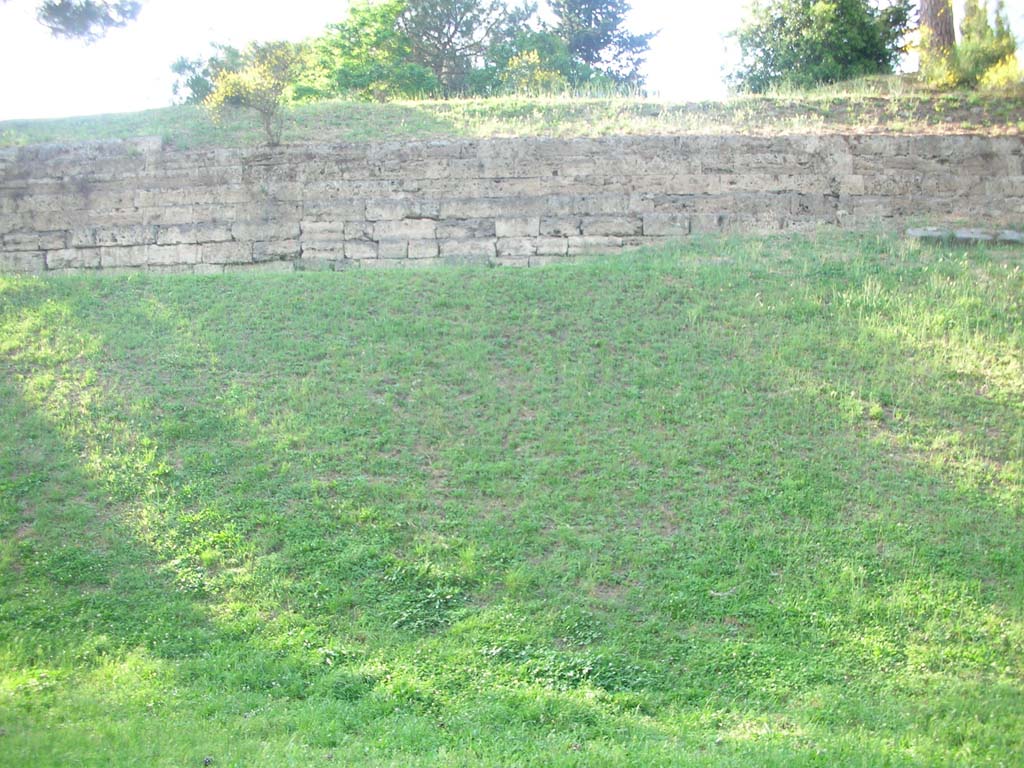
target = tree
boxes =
[205,42,301,146]
[919,0,956,59]
[299,0,439,100]
[33,0,140,41]
[549,0,655,86]
[728,0,914,92]
[171,45,243,105]
[396,0,535,93]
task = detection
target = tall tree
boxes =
[548,0,655,85]
[34,0,141,41]
[396,0,534,93]
[919,0,956,59]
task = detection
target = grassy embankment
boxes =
[1,233,1022,766]
[2,77,1023,149]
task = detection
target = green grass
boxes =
[1,233,1022,766]
[2,81,1023,149]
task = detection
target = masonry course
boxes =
[1,134,1021,274]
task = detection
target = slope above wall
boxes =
[1,134,1022,273]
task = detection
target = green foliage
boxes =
[498,50,570,93]
[170,45,243,106]
[205,42,301,146]
[35,0,140,41]
[978,54,1023,90]
[955,0,1017,85]
[549,0,655,85]
[295,0,439,101]
[729,0,913,92]
[921,0,1018,89]
[396,0,536,94]
[470,29,578,95]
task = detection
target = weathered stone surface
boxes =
[147,244,201,265]
[46,248,100,269]
[378,239,409,259]
[4,134,1023,274]
[441,238,496,262]
[496,217,540,238]
[408,239,439,259]
[202,241,252,264]
[253,240,301,262]
[953,228,995,242]
[906,227,951,240]
[497,237,537,258]
[643,213,689,237]
[344,240,378,260]
[581,216,642,237]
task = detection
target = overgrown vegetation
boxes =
[172,0,654,106]
[1,234,1023,766]
[728,0,914,92]
[3,82,1023,150]
[203,42,302,145]
[920,0,1022,90]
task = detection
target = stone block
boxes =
[496,217,540,238]
[156,223,232,245]
[539,217,581,236]
[377,239,409,259]
[373,219,437,240]
[496,237,537,258]
[568,236,623,256]
[906,227,951,241]
[643,213,689,237]
[231,221,300,242]
[201,241,252,264]
[0,251,45,274]
[45,248,101,269]
[344,240,378,260]
[365,199,440,221]
[690,214,726,233]
[436,219,495,239]
[535,237,569,256]
[253,240,301,262]
[440,238,497,262]
[147,244,200,266]
[408,239,439,259]
[100,245,149,268]
[3,230,66,251]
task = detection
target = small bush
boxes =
[205,42,300,146]
[978,54,1023,90]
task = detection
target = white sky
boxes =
[1,0,1022,120]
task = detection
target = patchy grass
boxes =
[0,233,1022,766]
[2,80,1023,149]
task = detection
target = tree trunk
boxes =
[920,0,956,57]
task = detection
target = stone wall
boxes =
[1,134,1022,274]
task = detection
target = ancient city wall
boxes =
[1,134,1022,273]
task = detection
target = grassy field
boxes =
[1,233,1022,766]
[2,80,1023,149]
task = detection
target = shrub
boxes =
[978,54,1023,90]
[205,42,301,146]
